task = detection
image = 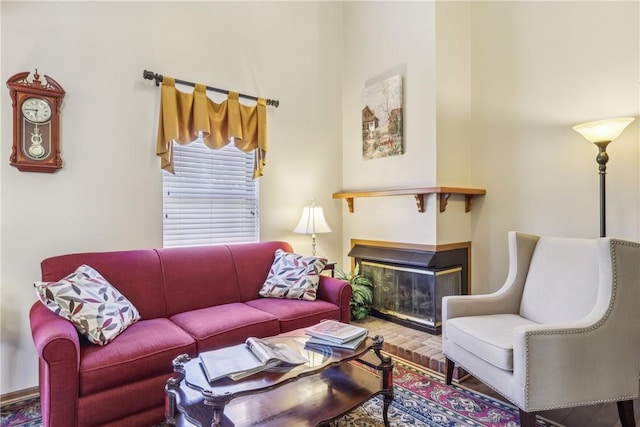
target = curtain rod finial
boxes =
[143,70,163,86]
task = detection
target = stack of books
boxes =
[304,319,369,351]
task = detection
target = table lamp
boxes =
[293,200,332,256]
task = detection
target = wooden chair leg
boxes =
[617,399,636,427]
[445,358,454,385]
[519,409,537,427]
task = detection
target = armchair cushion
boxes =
[446,313,538,371]
[520,237,598,324]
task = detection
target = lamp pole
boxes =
[594,141,610,238]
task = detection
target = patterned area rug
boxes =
[0,357,561,427]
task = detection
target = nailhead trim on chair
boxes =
[524,239,640,411]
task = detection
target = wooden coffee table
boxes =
[164,330,393,426]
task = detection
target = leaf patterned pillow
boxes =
[34,264,141,346]
[259,249,328,301]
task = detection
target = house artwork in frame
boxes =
[361,74,403,160]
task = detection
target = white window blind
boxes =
[162,139,259,248]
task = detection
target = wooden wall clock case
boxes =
[6,69,65,173]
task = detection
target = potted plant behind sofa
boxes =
[335,265,373,320]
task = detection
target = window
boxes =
[162,139,259,248]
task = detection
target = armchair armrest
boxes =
[30,302,80,427]
[317,275,352,323]
[444,231,540,323]
[512,319,640,411]
[443,292,519,321]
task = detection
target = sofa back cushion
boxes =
[40,250,167,319]
[520,236,599,324]
[157,245,241,316]
[228,241,293,302]
[40,241,296,321]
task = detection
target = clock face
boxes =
[21,97,52,123]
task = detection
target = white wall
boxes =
[341,1,440,267]
[469,1,640,293]
[0,1,343,395]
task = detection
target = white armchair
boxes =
[443,232,640,427]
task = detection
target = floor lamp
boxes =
[293,200,332,256]
[572,117,635,237]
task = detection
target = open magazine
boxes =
[199,337,308,382]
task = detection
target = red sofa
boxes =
[29,241,351,427]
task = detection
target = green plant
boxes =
[335,264,374,320]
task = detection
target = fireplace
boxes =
[349,241,469,334]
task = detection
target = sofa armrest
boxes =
[317,276,352,323]
[30,302,80,427]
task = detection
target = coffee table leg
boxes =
[211,406,223,427]
[372,335,394,427]
[165,387,178,425]
[202,394,232,427]
[166,354,189,425]
[382,391,393,427]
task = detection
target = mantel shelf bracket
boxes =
[414,194,426,213]
[465,195,475,213]
[346,198,354,213]
[439,193,451,213]
[333,187,486,214]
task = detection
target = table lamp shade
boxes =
[294,205,332,235]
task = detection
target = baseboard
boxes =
[0,386,39,405]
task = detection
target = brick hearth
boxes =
[353,316,468,381]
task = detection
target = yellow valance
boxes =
[156,77,267,178]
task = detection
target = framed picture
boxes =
[361,74,403,160]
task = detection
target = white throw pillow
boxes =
[34,264,141,345]
[259,249,327,301]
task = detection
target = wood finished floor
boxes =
[358,316,640,427]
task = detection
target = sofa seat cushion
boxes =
[170,303,280,352]
[246,298,341,332]
[79,318,196,396]
[446,313,538,371]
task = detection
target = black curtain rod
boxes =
[142,70,279,108]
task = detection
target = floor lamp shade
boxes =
[572,117,635,237]
[572,117,634,143]
[293,202,332,255]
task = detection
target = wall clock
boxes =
[6,69,65,173]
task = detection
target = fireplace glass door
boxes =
[361,261,461,331]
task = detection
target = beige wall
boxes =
[435,1,473,244]
[0,1,343,395]
[1,0,638,397]
[341,1,638,295]
[469,1,639,293]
